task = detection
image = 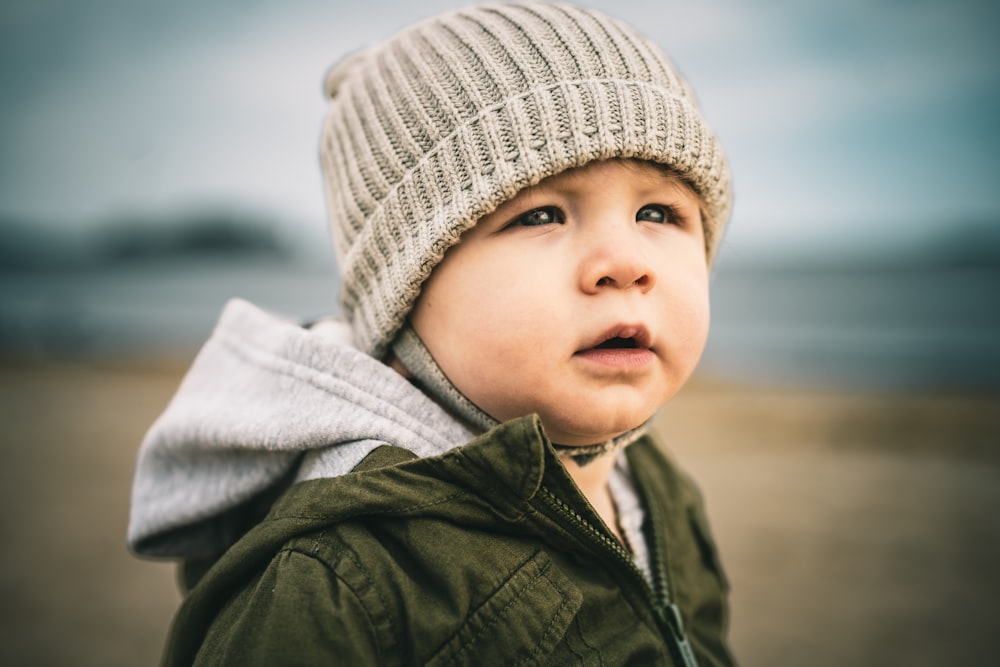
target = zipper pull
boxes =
[658,602,700,667]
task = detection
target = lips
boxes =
[574,325,655,370]
[584,325,652,352]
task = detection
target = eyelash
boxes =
[636,204,682,225]
[510,204,682,227]
[511,206,564,227]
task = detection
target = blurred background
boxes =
[1,0,997,665]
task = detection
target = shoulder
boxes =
[189,533,387,666]
[186,523,584,667]
[168,449,587,666]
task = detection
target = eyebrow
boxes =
[494,160,700,215]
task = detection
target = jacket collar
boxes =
[265,415,606,534]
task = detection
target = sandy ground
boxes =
[0,360,997,666]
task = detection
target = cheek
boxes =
[655,255,711,356]
[674,278,712,359]
[441,247,555,326]
[457,281,551,370]
[420,258,564,418]
[414,253,544,370]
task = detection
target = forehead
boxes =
[504,159,697,206]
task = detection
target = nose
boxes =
[579,228,657,294]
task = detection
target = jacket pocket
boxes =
[425,550,582,667]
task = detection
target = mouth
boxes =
[595,336,640,349]
[574,325,655,370]
[579,325,653,353]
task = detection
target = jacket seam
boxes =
[278,535,398,664]
[268,489,471,523]
[516,569,573,665]
[572,615,604,666]
[447,559,569,664]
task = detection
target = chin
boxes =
[543,412,652,447]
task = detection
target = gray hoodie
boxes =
[127,298,478,559]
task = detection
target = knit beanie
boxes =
[320,1,732,358]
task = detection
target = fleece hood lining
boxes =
[127,299,477,558]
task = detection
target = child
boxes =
[128,2,736,665]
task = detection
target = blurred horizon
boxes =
[2,208,998,391]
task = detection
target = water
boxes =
[704,266,1000,389]
[0,256,339,358]
[1,256,998,389]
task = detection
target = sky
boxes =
[1,0,998,261]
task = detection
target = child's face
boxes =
[410,159,710,446]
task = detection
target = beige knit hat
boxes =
[320,1,732,357]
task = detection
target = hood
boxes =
[127,298,477,559]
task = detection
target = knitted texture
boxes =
[320,1,732,357]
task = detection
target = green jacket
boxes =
[163,416,734,666]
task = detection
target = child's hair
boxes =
[320,2,732,357]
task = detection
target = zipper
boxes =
[538,486,699,667]
[643,474,701,667]
[658,602,700,667]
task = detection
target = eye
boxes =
[636,204,679,225]
[512,206,564,227]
